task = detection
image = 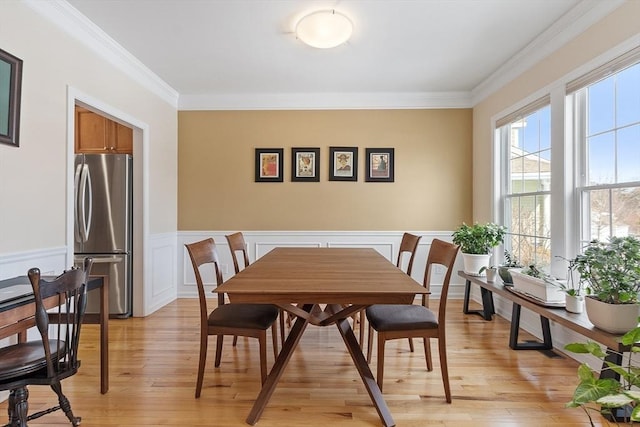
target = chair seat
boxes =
[0,340,63,382]
[208,304,279,330]
[366,305,437,332]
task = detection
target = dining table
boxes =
[0,274,110,394]
[215,247,429,427]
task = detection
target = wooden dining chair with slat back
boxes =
[185,238,279,398]
[226,232,286,346]
[0,257,93,427]
[365,239,460,401]
[360,233,421,349]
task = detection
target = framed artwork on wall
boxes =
[0,47,23,147]
[329,146,358,181]
[291,147,320,182]
[365,148,394,182]
[255,148,284,182]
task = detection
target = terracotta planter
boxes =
[585,296,640,334]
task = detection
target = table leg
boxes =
[99,276,109,394]
[335,316,395,427]
[246,304,312,425]
[508,303,552,350]
[463,279,494,320]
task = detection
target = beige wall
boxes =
[178,109,472,231]
[0,1,178,254]
[472,1,640,222]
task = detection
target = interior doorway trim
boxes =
[66,86,149,317]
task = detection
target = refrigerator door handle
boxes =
[79,164,93,242]
[74,162,83,243]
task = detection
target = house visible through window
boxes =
[497,100,551,268]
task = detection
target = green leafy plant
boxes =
[451,222,506,255]
[565,322,640,425]
[573,236,640,304]
[498,250,523,284]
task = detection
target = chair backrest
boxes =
[422,239,460,323]
[185,238,225,324]
[28,257,93,378]
[396,232,421,275]
[225,232,250,274]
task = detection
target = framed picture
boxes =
[365,148,394,182]
[0,47,23,147]
[255,148,284,182]
[291,147,320,182]
[329,147,358,181]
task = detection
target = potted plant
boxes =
[555,256,586,313]
[452,222,506,276]
[564,323,640,425]
[498,250,523,284]
[510,263,565,303]
[572,236,640,334]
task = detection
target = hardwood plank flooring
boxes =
[1,299,607,426]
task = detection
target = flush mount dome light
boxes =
[295,10,353,49]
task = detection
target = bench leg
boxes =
[463,279,495,321]
[508,303,553,350]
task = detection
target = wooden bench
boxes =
[459,271,626,379]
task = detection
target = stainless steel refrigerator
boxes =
[74,153,133,318]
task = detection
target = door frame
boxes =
[66,86,149,317]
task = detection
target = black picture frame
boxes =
[365,148,394,182]
[329,147,358,181]
[0,48,23,147]
[255,148,284,182]
[291,147,320,182]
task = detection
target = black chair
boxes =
[365,239,459,401]
[185,238,279,398]
[0,257,93,427]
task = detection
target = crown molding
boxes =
[178,91,472,110]
[471,0,626,105]
[25,0,179,108]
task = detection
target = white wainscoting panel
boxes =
[178,231,466,300]
[143,232,177,316]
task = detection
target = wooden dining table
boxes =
[216,247,429,427]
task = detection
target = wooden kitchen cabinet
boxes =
[75,107,133,154]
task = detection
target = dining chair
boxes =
[225,232,286,346]
[365,238,459,401]
[360,232,422,349]
[0,257,93,427]
[185,238,279,398]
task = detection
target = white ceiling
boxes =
[60,0,622,109]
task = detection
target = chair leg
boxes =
[214,334,224,367]
[195,333,208,398]
[271,323,279,360]
[233,335,238,346]
[438,336,451,403]
[423,337,433,371]
[51,381,81,426]
[259,331,268,385]
[8,387,28,427]
[358,311,365,350]
[279,309,286,346]
[408,337,414,352]
[367,325,374,363]
[376,332,386,392]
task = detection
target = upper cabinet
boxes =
[75,106,133,154]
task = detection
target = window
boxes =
[497,99,552,268]
[571,57,640,246]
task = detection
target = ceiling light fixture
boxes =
[295,10,353,49]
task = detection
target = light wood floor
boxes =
[1,299,608,426]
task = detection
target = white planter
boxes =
[485,267,497,282]
[461,253,491,276]
[585,297,640,334]
[511,271,564,303]
[565,294,584,314]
